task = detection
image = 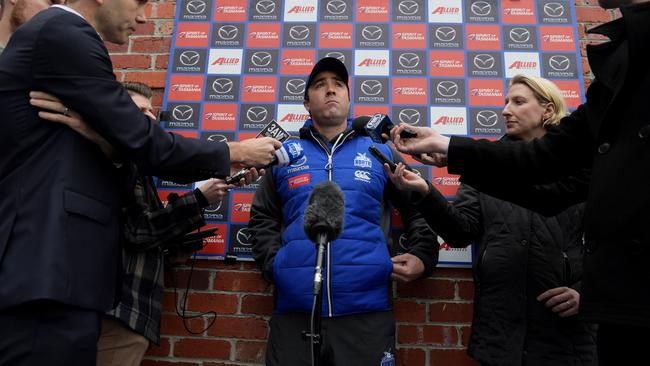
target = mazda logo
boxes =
[435,26,456,42]
[207,134,228,143]
[470,1,492,16]
[549,55,570,71]
[361,25,382,41]
[326,0,346,14]
[251,51,272,67]
[236,228,253,246]
[179,50,200,66]
[509,27,531,43]
[398,53,420,68]
[255,0,275,14]
[212,78,233,94]
[398,0,418,15]
[398,109,421,125]
[398,233,408,251]
[172,105,193,121]
[285,79,306,95]
[204,200,223,213]
[246,106,268,123]
[476,110,499,127]
[289,25,310,41]
[186,0,206,14]
[324,51,345,62]
[543,2,564,17]
[473,54,496,70]
[436,81,459,97]
[218,25,238,40]
[360,80,382,96]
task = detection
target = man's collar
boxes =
[51,4,86,20]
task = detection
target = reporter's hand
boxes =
[197,178,231,205]
[391,253,425,282]
[383,162,429,195]
[412,153,448,167]
[386,125,451,155]
[30,91,118,160]
[537,286,580,317]
[228,137,282,167]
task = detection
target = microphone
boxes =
[303,181,345,296]
[225,141,305,184]
[351,114,417,143]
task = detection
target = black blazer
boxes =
[0,8,229,312]
[447,3,650,326]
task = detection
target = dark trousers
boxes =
[0,300,101,366]
[597,323,648,366]
[266,311,395,366]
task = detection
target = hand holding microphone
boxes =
[226,141,305,184]
[351,114,417,143]
[228,137,282,169]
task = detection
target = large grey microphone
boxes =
[303,181,345,245]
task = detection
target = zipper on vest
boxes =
[308,129,353,316]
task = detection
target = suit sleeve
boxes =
[386,152,438,278]
[412,182,482,249]
[32,13,229,182]
[249,169,284,283]
[448,105,594,186]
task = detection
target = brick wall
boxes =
[108,1,619,365]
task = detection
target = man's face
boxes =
[95,0,147,45]
[130,93,155,119]
[9,0,59,32]
[303,71,350,128]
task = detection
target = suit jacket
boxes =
[0,8,229,312]
[447,3,650,326]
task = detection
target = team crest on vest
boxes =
[353,152,372,168]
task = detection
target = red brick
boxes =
[186,293,238,314]
[160,313,206,336]
[134,22,156,36]
[397,347,426,366]
[428,302,473,323]
[397,324,421,344]
[162,291,177,312]
[174,338,231,359]
[155,54,170,69]
[153,2,177,19]
[207,316,268,339]
[165,268,211,291]
[146,337,171,357]
[131,37,171,53]
[235,341,267,363]
[431,268,473,279]
[394,300,427,322]
[141,360,199,366]
[111,54,152,69]
[576,6,612,23]
[105,41,129,53]
[158,20,175,36]
[423,325,458,345]
[123,71,167,88]
[429,349,478,366]
[213,271,271,292]
[457,281,474,300]
[397,278,455,299]
[241,294,274,315]
[459,326,472,347]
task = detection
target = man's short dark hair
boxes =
[123,81,153,99]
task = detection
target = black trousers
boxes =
[597,323,649,366]
[266,311,396,366]
[0,300,101,366]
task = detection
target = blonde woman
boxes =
[387,75,596,366]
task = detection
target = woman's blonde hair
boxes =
[509,74,568,128]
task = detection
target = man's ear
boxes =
[303,99,310,113]
[543,102,556,121]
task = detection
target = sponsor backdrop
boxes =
[161,0,584,266]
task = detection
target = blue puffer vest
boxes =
[271,119,395,317]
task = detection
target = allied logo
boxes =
[354,152,373,168]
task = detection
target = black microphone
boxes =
[303,181,345,296]
[351,114,417,143]
[225,141,305,184]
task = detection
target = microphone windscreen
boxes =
[303,181,345,243]
[351,115,372,136]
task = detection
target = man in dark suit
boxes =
[0,0,280,365]
[389,0,650,365]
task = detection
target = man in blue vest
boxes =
[249,57,439,365]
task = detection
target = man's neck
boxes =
[312,119,348,141]
[0,17,12,48]
[66,2,99,33]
